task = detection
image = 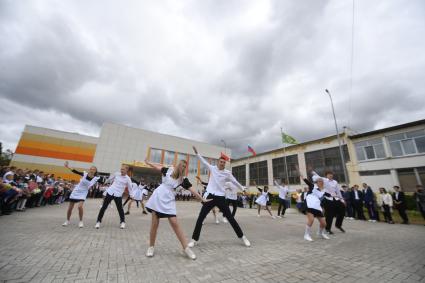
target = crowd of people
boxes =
[2,153,425,260]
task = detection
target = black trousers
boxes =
[226,199,238,217]
[383,205,393,222]
[97,193,125,223]
[277,198,288,216]
[323,199,345,231]
[353,200,366,220]
[397,207,409,223]
[192,195,244,241]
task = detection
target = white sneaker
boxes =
[304,234,313,242]
[257,214,261,217]
[62,220,69,227]
[277,216,282,219]
[272,215,276,219]
[120,222,126,229]
[223,217,228,223]
[78,221,84,228]
[368,219,373,222]
[320,233,330,240]
[371,220,377,223]
[241,235,251,247]
[187,239,197,248]
[215,219,220,224]
[95,222,100,229]
[184,247,197,260]
[146,246,154,257]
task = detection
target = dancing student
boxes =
[124,179,148,215]
[144,159,209,260]
[188,146,251,248]
[255,182,275,219]
[196,175,221,224]
[95,165,133,229]
[223,182,241,222]
[302,176,330,241]
[311,170,346,234]
[273,178,295,218]
[62,161,103,228]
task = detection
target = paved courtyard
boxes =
[0,200,424,283]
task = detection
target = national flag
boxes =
[220,152,231,162]
[281,132,299,144]
[248,145,257,156]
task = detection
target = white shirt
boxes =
[312,171,343,201]
[225,182,238,200]
[273,180,294,200]
[105,172,133,197]
[354,190,359,200]
[306,188,325,211]
[197,154,244,196]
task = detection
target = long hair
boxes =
[171,160,187,180]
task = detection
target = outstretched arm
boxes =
[193,146,213,170]
[227,174,245,191]
[144,158,163,172]
[64,161,83,176]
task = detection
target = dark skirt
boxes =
[69,198,85,203]
[307,208,324,218]
[146,207,176,218]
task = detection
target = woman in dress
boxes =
[255,183,275,218]
[144,158,210,260]
[302,176,330,241]
[62,161,103,228]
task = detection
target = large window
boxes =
[150,148,162,164]
[188,155,198,175]
[355,138,386,161]
[249,161,268,185]
[272,155,300,184]
[200,159,209,175]
[305,145,350,183]
[176,153,187,163]
[388,130,425,157]
[232,165,246,186]
[397,168,417,192]
[163,151,175,165]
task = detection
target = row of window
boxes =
[232,145,349,186]
[149,148,217,175]
[355,129,425,161]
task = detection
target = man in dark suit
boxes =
[362,183,378,222]
[351,185,366,220]
[392,186,409,224]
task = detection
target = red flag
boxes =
[220,152,230,161]
[248,145,256,156]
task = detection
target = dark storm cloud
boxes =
[0,0,424,159]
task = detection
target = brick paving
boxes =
[0,200,424,283]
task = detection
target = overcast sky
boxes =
[1,0,424,158]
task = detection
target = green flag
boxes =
[281,132,298,144]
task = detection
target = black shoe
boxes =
[326,229,334,235]
[336,226,346,233]
[142,211,147,215]
[124,211,130,215]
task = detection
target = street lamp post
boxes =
[325,89,349,184]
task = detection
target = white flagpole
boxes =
[280,127,290,186]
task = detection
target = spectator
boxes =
[377,188,394,224]
[351,185,366,220]
[362,183,378,222]
[392,186,409,224]
[341,185,354,220]
[413,185,425,223]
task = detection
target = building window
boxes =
[305,145,350,183]
[388,129,425,157]
[272,155,300,184]
[163,151,175,165]
[188,155,198,175]
[418,167,425,186]
[200,159,209,175]
[359,170,391,176]
[397,168,418,192]
[150,148,162,164]
[232,165,246,186]
[354,138,386,161]
[249,160,268,185]
[176,153,188,163]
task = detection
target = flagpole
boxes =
[280,127,290,186]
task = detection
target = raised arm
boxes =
[193,146,213,170]
[64,161,83,176]
[144,158,163,172]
